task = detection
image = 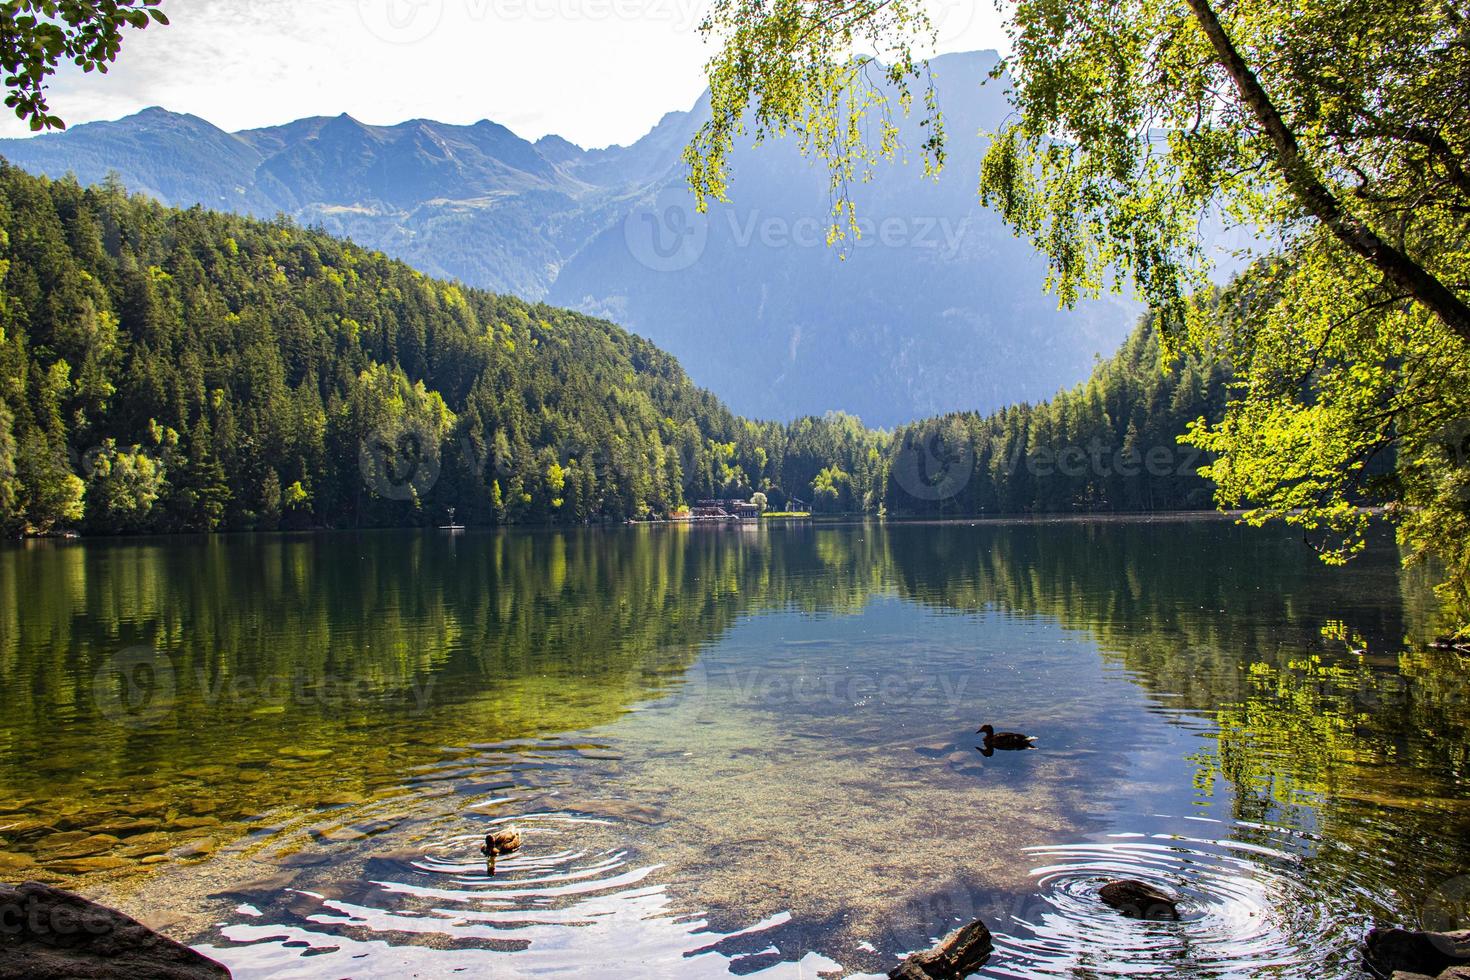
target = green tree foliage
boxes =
[0,0,168,130]
[82,437,163,532]
[687,0,1470,631]
[0,391,20,516]
[880,315,1229,516]
[810,465,850,513]
[0,164,889,532]
[685,0,944,240]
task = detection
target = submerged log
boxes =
[1363,927,1470,978]
[1099,879,1181,921]
[888,919,994,980]
[0,881,231,979]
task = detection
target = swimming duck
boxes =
[976,724,1035,751]
[481,826,523,875]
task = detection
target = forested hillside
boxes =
[0,164,1222,536]
[871,323,1231,516]
[0,163,847,534]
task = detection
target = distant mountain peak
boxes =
[0,51,1144,426]
[533,133,583,165]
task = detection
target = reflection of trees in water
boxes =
[1,521,1465,901]
[884,520,1470,907]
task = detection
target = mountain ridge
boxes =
[0,50,1138,427]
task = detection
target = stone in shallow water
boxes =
[278,747,333,759]
[36,834,120,860]
[113,832,174,858]
[32,831,91,851]
[1098,879,1181,920]
[89,818,164,836]
[0,817,55,838]
[314,793,366,808]
[0,881,231,979]
[254,850,331,868]
[40,856,134,875]
[169,817,221,830]
[0,853,36,873]
[1364,928,1470,978]
[172,839,217,860]
[210,870,297,901]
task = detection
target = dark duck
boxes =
[977,724,1035,756]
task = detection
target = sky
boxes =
[0,0,1008,147]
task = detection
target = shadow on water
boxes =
[0,518,1466,977]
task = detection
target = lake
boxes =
[1,518,1467,978]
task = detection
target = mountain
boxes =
[0,51,1137,427]
[0,161,1220,536]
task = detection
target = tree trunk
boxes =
[1182,0,1470,346]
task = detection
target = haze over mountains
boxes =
[0,50,1137,427]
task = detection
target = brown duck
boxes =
[481,827,523,875]
[977,724,1035,755]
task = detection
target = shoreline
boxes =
[6,506,1383,546]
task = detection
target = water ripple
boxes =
[987,820,1390,978]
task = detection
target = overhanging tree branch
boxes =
[1183,0,1470,347]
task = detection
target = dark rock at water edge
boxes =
[1388,968,1470,980]
[1363,927,1470,978]
[0,881,231,979]
[1098,879,1181,920]
[888,919,994,980]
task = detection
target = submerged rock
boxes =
[0,881,231,979]
[888,919,994,980]
[36,834,119,860]
[1364,927,1470,978]
[1099,879,1181,920]
[39,857,133,875]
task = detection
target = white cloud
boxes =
[0,0,1007,146]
